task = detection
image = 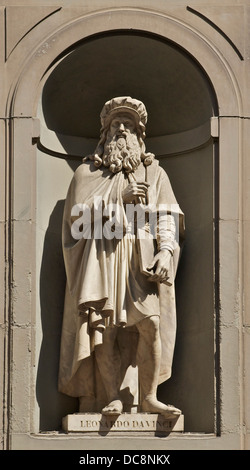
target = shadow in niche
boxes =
[36,199,78,432]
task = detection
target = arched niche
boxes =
[35,31,217,433]
[7,7,242,448]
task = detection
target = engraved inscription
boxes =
[62,413,184,433]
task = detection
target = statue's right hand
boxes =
[122,181,150,203]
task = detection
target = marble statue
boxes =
[58,96,185,418]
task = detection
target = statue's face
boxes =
[109,113,136,138]
[102,112,141,174]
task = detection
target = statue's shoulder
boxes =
[148,161,174,193]
[151,158,159,168]
[149,159,168,179]
[73,159,96,181]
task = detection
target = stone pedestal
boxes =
[62,413,184,435]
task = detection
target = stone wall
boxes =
[0,0,249,450]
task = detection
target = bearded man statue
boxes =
[58,97,185,418]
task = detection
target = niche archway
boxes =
[5,2,244,447]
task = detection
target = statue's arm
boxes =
[156,212,176,255]
[147,211,176,283]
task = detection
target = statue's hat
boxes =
[100,96,147,130]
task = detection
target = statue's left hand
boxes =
[147,250,172,283]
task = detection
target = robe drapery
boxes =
[58,158,184,403]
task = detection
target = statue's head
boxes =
[100,96,147,137]
[88,96,154,173]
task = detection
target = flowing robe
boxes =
[58,158,184,405]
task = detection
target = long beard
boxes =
[102,132,142,173]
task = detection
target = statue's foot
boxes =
[102,399,123,416]
[141,397,181,418]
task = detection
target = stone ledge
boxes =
[62,413,184,435]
